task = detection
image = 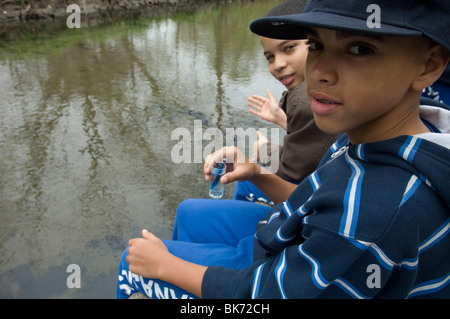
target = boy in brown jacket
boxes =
[234,0,336,204]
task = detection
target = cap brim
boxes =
[250,12,423,39]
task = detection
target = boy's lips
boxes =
[310,91,342,115]
[279,74,295,87]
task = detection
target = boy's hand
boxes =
[127,229,208,298]
[204,146,260,185]
[248,89,287,129]
[127,229,170,279]
[250,130,270,163]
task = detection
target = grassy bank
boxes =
[1,0,253,22]
[0,0,254,38]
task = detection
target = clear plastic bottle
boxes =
[209,160,226,199]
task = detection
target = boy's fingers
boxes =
[141,229,153,239]
[249,95,268,105]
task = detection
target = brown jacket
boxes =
[260,82,337,182]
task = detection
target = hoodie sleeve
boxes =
[201,227,393,299]
[203,133,450,299]
[201,266,254,299]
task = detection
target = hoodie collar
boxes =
[419,104,450,149]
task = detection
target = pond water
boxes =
[0,0,285,298]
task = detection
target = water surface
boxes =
[0,0,285,298]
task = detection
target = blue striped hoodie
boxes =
[202,104,450,299]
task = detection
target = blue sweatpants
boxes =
[116,198,271,299]
[232,180,274,206]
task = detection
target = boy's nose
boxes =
[273,56,287,71]
[308,55,338,85]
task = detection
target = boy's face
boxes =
[305,27,430,144]
[260,37,308,90]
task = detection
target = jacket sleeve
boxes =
[201,227,393,299]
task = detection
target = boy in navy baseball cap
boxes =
[118,0,450,299]
[250,0,450,51]
[249,0,449,142]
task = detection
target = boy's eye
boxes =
[347,44,374,56]
[284,44,296,52]
[305,40,322,51]
[265,55,274,62]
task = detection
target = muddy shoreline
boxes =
[0,0,254,38]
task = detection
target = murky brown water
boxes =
[0,0,285,298]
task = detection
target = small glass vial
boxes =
[209,160,226,199]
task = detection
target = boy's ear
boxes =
[412,44,449,92]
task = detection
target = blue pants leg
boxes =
[117,199,271,299]
[172,198,271,246]
[232,181,274,206]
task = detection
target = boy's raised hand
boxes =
[248,89,287,129]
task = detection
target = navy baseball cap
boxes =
[250,0,450,52]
